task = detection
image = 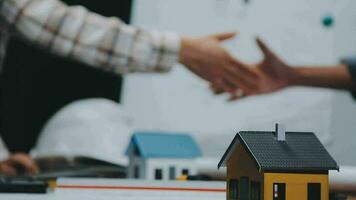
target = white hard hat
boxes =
[31,98,133,166]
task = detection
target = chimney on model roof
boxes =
[275,123,286,141]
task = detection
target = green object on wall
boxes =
[322,15,334,28]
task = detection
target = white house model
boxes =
[125,132,202,180]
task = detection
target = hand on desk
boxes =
[0,153,39,176]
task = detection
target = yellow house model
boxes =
[218,124,339,200]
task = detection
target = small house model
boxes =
[125,132,202,180]
[218,124,339,200]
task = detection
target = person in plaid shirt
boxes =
[0,0,258,175]
[0,0,258,95]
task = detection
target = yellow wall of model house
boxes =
[264,173,329,200]
[227,145,264,200]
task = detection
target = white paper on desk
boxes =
[56,178,225,200]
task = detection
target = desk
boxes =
[0,178,226,200]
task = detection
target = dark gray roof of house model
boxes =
[218,131,339,172]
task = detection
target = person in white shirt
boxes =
[212,38,356,100]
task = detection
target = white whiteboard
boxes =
[123,0,356,160]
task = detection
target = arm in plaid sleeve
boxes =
[0,0,181,74]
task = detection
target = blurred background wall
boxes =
[123,0,356,167]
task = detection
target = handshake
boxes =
[178,32,296,101]
[178,32,354,100]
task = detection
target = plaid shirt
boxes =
[0,0,181,74]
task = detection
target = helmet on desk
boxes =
[31,98,133,166]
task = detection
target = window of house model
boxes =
[273,183,286,200]
[240,177,250,200]
[182,169,189,176]
[229,179,239,200]
[250,181,261,200]
[169,167,176,180]
[308,183,321,200]
[155,169,163,180]
[133,165,140,179]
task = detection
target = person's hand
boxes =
[251,38,297,94]
[179,32,259,98]
[212,37,356,99]
[0,153,39,176]
[215,38,298,100]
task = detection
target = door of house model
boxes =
[308,183,321,200]
[250,181,261,200]
[240,177,250,200]
[273,183,286,200]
